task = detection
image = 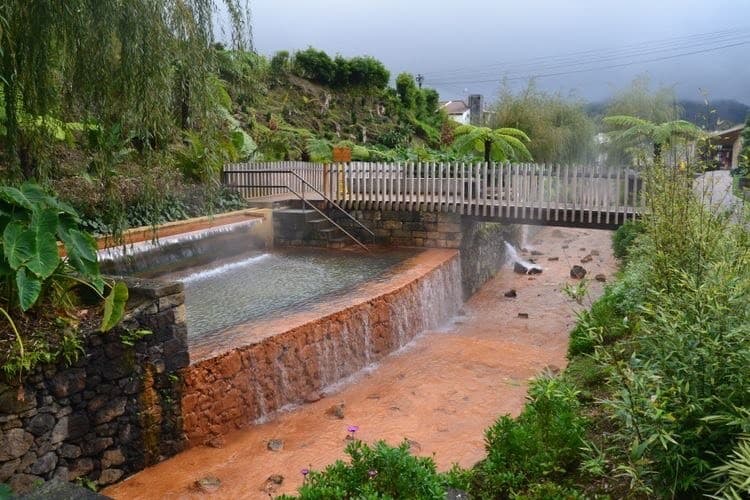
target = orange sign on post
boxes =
[331,147,351,198]
[332,147,352,163]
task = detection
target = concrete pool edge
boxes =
[181,248,462,446]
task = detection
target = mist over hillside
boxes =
[586,99,749,128]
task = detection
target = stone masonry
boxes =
[0,277,189,495]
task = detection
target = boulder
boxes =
[570,265,587,279]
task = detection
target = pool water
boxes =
[154,248,418,338]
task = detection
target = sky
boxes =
[241,0,750,105]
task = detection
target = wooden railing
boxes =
[223,161,644,227]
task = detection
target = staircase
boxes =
[248,199,366,250]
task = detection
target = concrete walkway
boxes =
[695,170,746,223]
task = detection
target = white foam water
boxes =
[179,253,271,283]
[98,218,262,262]
[504,241,542,273]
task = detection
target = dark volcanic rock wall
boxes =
[0,278,189,494]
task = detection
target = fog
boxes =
[245,0,749,103]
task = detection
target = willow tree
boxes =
[0,0,252,178]
[452,124,532,163]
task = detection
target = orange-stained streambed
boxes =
[105,226,616,499]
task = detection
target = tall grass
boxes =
[590,163,750,496]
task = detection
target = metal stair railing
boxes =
[222,169,373,252]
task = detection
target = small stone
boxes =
[406,439,422,452]
[98,468,124,485]
[504,289,517,298]
[579,247,586,251]
[206,436,226,449]
[27,413,56,437]
[262,474,284,493]
[303,392,322,403]
[9,473,42,494]
[531,250,543,256]
[102,448,125,468]
[29,451,57,475]
[0,428,34,461]
[325,402,345,420]
[513,262,529,274]
[59,444,81,459]
[561,245,569,249]
[49,369,86,398]
[581,254,593,264]
[518,313,529,319]
[0,458,20,482]
[68,458,94,480]
[595,274,607,282]
[528,267,543,275]
[193,476,222,493]
[570,265,587,279]
[547,257,559,261]
[267,474,284,485]
[94,397,127,425]
[590,250,600,256]
[267,439,284,452]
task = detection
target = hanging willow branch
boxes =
[0,0,252,177]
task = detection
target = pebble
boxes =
[518,313,529,319]
[267,439,284,452]
[504,289,517,298]
[595,274,607,282]
[325,402,345,420]
[193,476,221,493]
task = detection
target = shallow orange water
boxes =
[105,226,616,499]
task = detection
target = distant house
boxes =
[710,123,745,169]
[439,100,471,125]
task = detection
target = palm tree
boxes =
[603,115,702,163]
[451,124,532,163]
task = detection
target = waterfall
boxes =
[182,252,464,445]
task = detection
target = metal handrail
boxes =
[222,169,371,252]
[224,169,374,237]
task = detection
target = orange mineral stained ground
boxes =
[105,226,616,499]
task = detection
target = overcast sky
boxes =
[245,0,749,104]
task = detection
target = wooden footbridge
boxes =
[223,161,644,230]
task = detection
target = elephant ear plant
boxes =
[0,183,128,378]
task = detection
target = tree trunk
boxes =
[653,142,662,163]
[484,140,492,163]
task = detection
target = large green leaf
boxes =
[20,209,60,279]
[3,221,26,269]
[16,268,42,311]
[100,281,128,332]
[0,187,33,210]
[19,183,50,208]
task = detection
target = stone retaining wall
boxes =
[291,208,520,298]
[0,278,189,494]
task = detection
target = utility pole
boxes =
[416,74,424,89]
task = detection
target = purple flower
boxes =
[301,468,310,476]
[368,469,378,478]
[347,425,359,434]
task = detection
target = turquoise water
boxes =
[156,248,418,338]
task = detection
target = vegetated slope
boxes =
[219,48,447,162]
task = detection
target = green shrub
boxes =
[0,183,127,377]
[603,164,750,496]
[470,376,586,497]
[567,287,632,358]
[281,439,445,499]
[612,219,644,259]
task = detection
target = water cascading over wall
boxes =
[181,250,462,445]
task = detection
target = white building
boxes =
[439,100,471,125]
